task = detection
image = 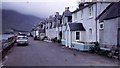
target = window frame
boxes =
[100,23,104,29]
[75,31,80,41]
[88,6,93,17]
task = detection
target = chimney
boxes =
[65,7,69,11]
[79,3,84,8]
[56,12,59,16]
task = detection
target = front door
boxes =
[118,28,120,46]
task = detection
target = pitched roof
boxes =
[68,23,85,31]
[56,15,62,20]
[39,29,45,33]
[62,10,72,17]
[72,2,95,14]
[97,2,120,22]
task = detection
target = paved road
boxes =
[2,37,118,66]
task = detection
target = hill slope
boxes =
[2,9,43,33]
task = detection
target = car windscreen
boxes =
[17,36,28,39]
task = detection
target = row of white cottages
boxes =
[33,2,120,51]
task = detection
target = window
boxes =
[81,10,83,18]
[89,28,92,41]
[68,16,72,22]
[76,32,80,41]
[88,6,93,16]
[74,13,77,20]
[100,23,104,29]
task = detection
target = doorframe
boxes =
[117,28,120,47]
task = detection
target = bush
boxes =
[97,50,106,55]
[57,39,61,43]
[89,46,96,53]
[44,36,48,39]
[89,42,100,53]
[51,37,57,42]
[41,36,48,41]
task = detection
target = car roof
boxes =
[17,35,27,37]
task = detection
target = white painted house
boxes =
[55,12,62,40]
[61,7,72,47]
[45,16,55,39]
[63,2,111,51]
[45,13,62,40]
[97,2,120,49]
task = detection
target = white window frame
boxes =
[75,31,80,41]
[99,23,104,29]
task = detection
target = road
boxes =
[2,37,118,66]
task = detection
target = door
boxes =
[117,28,120,46]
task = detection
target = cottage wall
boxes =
[100,18,119,48]
[71,31,85,43]
[72,3,110,43]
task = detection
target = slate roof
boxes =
[97,2,120,22]
[39,29,45,33]
[62,10,72,17]
[72,2,95,14]
[68,23,85,31]
[56,15,62,20]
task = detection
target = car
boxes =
[16,35,29,46]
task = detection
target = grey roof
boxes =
[97,2,120,22]
[62,10,72,17]
[68,23,85,31]
[52,17,56,21]
[56,15,62,20]
[39,29,45,33]
[47,19,52,23]
[72,2,95,14]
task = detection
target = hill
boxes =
[2,9,43,33]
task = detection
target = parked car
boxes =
[16,35,29,46]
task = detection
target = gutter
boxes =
[95,3,98,42]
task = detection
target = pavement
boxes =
[2,37,118,66]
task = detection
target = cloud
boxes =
[2,0,78,18]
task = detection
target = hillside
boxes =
[2,9,43,33]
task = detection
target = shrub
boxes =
[57,39,61,43]
[89,46,96,53]
[51,37,57,42]
[97,50,105,55]
[41,36,48,41]
[89,42,100,53]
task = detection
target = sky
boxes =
[1,0,79,18]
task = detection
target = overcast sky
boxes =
[1,0,79,18]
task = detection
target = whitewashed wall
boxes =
[72,3,110,43]
[71,31,85,43]
[100,18,119,48]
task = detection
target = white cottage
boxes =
[55,12,62,40]
[61,7,72,46]
[65,22,86,48]
[65,2,111,51]
[45,13,62,40]
[97,2,120,49]
[45,16,54,39]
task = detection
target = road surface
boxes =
[2,37,118,66]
